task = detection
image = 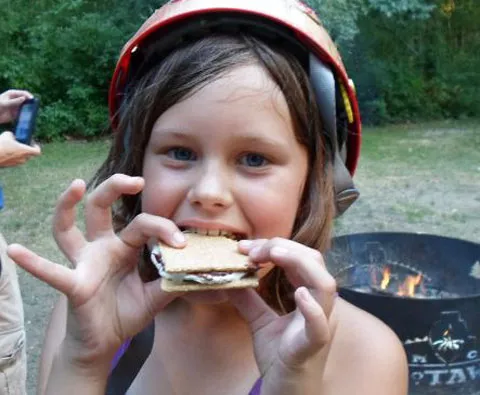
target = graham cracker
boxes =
[159,233,249,273]
[161,276,259,292]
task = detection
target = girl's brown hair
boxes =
[92,33,335,313]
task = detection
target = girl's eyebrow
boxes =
[233,134,288,150]
[150,128,194,143]
[153,128,289,149]
[152,127,191,136]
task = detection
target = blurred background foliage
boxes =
[0,0,478,139]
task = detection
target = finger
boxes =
[23,144,41,155]
[287,287,331,365]
[238,239,272,269]
[53,179,88,264]
[238,239,268,254]
[30,143,42,154]
[119,213,185,250]
[249,239,337,318]
[7,244,76,296]
[249,238,322,267]
[4,89,33,100]
[84,174,144,240]
[228,288,278,332]
[11,140,41,155]
[5,96,26,109]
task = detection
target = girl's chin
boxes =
[181,289,230,305]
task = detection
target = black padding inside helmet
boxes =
[124,14,310,95]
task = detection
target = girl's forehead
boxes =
[180,64,285,110]
[152,64,293,137]
[209,64,280,96]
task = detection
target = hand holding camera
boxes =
[0,89,41,167]
[0,131,41,167]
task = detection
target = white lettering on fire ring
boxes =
[412,354,427,363]
[410,360,480,386]
[467,350,478,360]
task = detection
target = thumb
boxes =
[0,131,16,140]
[26,143,41,155]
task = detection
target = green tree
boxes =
[1,0,478,136]
[0,0,165,139]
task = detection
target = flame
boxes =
[380,267,391,289]
[397,273,423,297]
[378,266,424,297]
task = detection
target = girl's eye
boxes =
[167,147,197,161]
[240,153,269,168]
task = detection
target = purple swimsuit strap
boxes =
[111,340,262,394]
[110,339,132,372]
[249,378,262,395]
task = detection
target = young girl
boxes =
[8,1,408,394]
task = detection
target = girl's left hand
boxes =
[228,238,337,395]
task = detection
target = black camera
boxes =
[14,97,39,145]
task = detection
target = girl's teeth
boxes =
[184,228,234,238]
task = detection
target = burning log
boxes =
[375,265,426,298]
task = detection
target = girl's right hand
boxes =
[7,174,186,367]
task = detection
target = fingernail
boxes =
[250,245,262,257]
[271,246,288,257]
[238,240,252,248]
[298,287,313,303]
[173,231,186,245]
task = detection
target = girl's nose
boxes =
[187,165,234,212]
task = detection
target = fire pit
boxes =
[325,232,480,395]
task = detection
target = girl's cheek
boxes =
[142,180,189,218]
[141,185,169,215]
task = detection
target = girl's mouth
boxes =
[179,227,245,241]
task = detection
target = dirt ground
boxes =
[11,125,480,394]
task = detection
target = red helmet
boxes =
[108,0,361,214]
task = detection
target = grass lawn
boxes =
[1,139,110,263]
[335,120,480,242]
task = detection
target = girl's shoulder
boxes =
[333,297,400,338]
[332,297,406,358]
[327,298,409,391]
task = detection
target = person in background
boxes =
[0,89,41,395]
